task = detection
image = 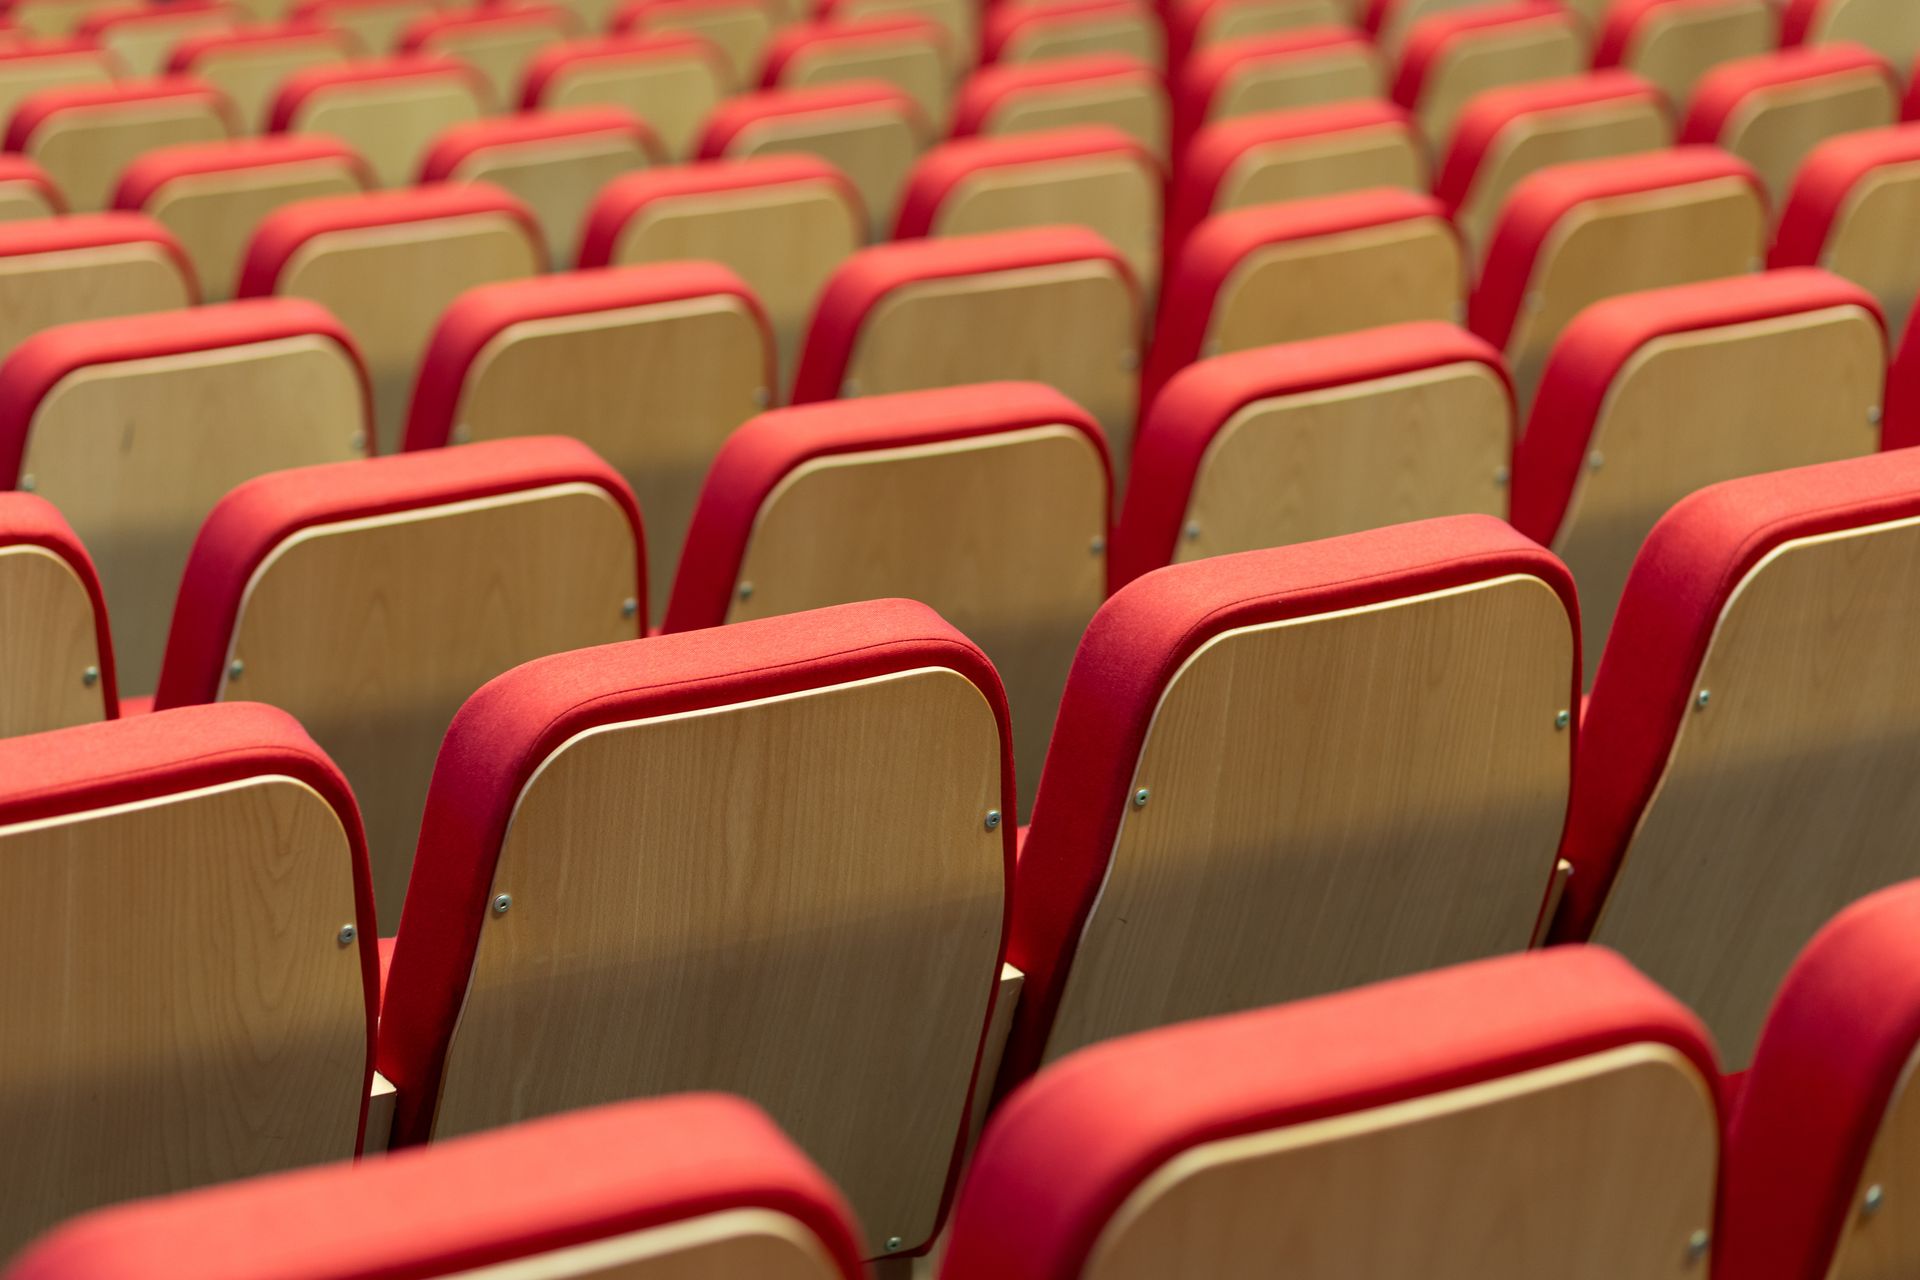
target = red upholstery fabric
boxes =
[983,0,1144,65]
[1723,881,1920,1280]
[0,297,362,486]
[1391,1,1572,111]
[418,106,662,186]
[1435,70,1666,215]
[153,437,643,710]
[665,382,1111,630]
[520,32,724,111]
[0,154,60,212]
[761,16,948,88]
[1594,0,1760,69]
[1171,26,1370,152]
[236,183,543,296]
[400,4,576,56]
[696,80,924,158]
[1771,123,1920,267]
[1469,146,1763,352]
[0,493,117,717]
[114,134,371,211]
[1908,63,1920,122]
[894,124,1155,239]
[788,225,1135,406]
[578,153,865,265]
[1161,0,1301,70]
[376,597,1018,1147]
[3,1095,868,1280]
[404,262,772,450]
[1681,44,1896,147]
[1511,269,1882,545]
[1115,322,1512,589]
[268,56,488,133]
[1555,450,1920,940]
[1779,0,1829,45]
[6,78,237,151]
[0,213,193,301]
[947,946,1714,1280]
[1888,318,1920,450]
[1146,186,1451,412]
[951,53,1155,137]
[165,23,358,78]
[1001,515,1582,1088]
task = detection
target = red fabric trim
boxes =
[983,0,1143,65]
[1772,124,1920,268]
[951,52,1154,137]
[418,105,662,186]
[519,31,723,110]
[578,153,864,266]
[0,153,60,212]
[1435,70,1667,215]
[6,78,237,151]
[268,55,487,133]
[761,15,947,88]
[1888,311,1920,450]
[695,80,923,158]
[0,492,117,717]
[894,124,1156,239]
[1681,43,1896,147]
[1779,0,1821,45]
[1170,25,1369,153]
[113,134,370,211]
[166,22,357,77]
[1595,0,1773,69]
[1391,2,1572,111]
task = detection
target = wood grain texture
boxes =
[1415,23,1585,153]
[1189,0,1340,53]
[1212,128,1427,217]
[0,777,367,1256]
[0,242,191,368]
[1592,514,1920,1066]
[780,33,950,132]
[22,335,369,694]
[1043,575,1572,1063]
[929,153,1159,291]
[289,78,488,187]
[29,99,232,212]
[442,1210,847,1280]
[979,78,1166,160]
[450,134,654,267]
[195,42,352,132]
[725,106,926,239]
[1825,159,1920,341]
[1806,0,1920,76]
[1621,0,1774,107]
[1179,361,1509,563]
[0,545,106,737]
[1083,1044,1719,1280]
[1827,1043,1920,1280]
[1206,43,1380,124]
[999,10,1161,68]
[146,158,367,302]
[454,296,767,626]
[1721,72,1898,205]
[1551,305,1882,686]
[432,668,1008,1257]
[222,485,639,920]
[540,52,725,159]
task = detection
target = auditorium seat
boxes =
[1115,322,1510,587]
[2,1096,868,1280]
[984,0,1162,69]
[1164,0,1342,68]
[1774,125,1920,340]
[697,82,928,233]
[153,438,644,920]
[522,33,727,159]
[1146,188,1462,413]
[613,0,770,85]
[0,214,195,366]
[115,136,372,301]
[1002,516,1576,1082]
[1512,269,1883,683]
[1391,1,1587,150]
[1172,26,1382,150]
[1436,71,1672,260]
[945,949,1718,1279]
[1681,45,1900,205]
[954,53,1166,159]
[1363,0,1494,55]
[0,154,60,220]
[399,6,578,110]
[1470,147,1766,407]
[0,702,376,1255]
[270,56,490,188]
[815,0,971,66]
[664,383,1108,809]
[1723,880,1920,1280]
[579,155,862,384]
[291,0,434,53]
[1593,0,1776,109]
[239,183,543,453]
[420,109,660,266]
[8,80,237,212]
[1783,0,1920,81]
[166,25,358,133]
[895,127,1160,288]
[406,264,770,626]
[1558,449,1920,1066]
[6,0,114,36]
[763,17,953,133]
[75,1,235,78]
[789,228,1139,465]
[0,493,114,735]
[377,598,1021,1262]
[0,44,115,132]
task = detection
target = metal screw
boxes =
[1119,350,1139,371]
[1686,1230,1709,1265]
[1747,257,1762,272]
[1493,465,1510,487]
[1864,1184,1885,1217]
[1870,405,1884,425]
[984,810,1001,831]
[1184,521,1201,541]
[1555,709,1570,730]
[1089,535,1105,555]
[1696,689,1710,710]
[1587,450,1605,471]
[18,474,33,491]
[737,582,754,601]
[754,387,771,407]
[1526,291,1544,313]
[1204,340,1222,358]
[841,378,862,397]
[884,1237,903,1253]
[1132,788,1150,808]
[492,893,512,915]
[81,665,98,687]
[621,597,638,619]
[350,432,368,453]
[228,659,245,681]
[337,924,356,945]
[451,425,471,444]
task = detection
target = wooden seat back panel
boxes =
[541,57,723,159]
[291,81,487,187]
[1827,160,1920,341]
[0,243,192,366]
[452,136,653,267]
[1213,130,1427,217]
[1208,44,1381,123]
[147,161,367,302]
[1623,1,1774,107]
[931,156,1159,290]
[0,544,106,736]
[31,101,232,212]
[1804,0,1920,74]
[1826,1041,1920,1279]
[1418,26,1587,148]
[442,1210,852,1280]
[728,110,924,236]
[981,80,1166,158]
[1722,73,1899,204]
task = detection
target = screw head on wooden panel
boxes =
[1526,291,1544,313]
[1090,535,1105,555]
[1132,788,1150,808]
[1686,1230,1709,1265]
[81,666,98,687]
[1493,466,1510,488]
[1870,405,1884,426]
[621,597,638,619]
[841,379,861,397]
[1120,350,1139,372]
[337,924,356,945]
[737,582,754,601]
[451,425,471,445]
[754,387,771,408]
[492,894,512,915]
[350,433,367,453]
[18,474,33,492]
[1587,450,1604,472]
[1184,521,1201,542]
[1695,689,1710,710]
[1204,341,1222,358]
[228,659,245,681]
[984,810,1001,831]
[884,1238,903,1253]
[1864,1184,1885,1217]
[1555,710,1569,730]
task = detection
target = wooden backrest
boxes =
[8,80,235,212]
[0,702,374,1256]
[614,0,770,86]
[955,53,1166,158]
[290,0,436,51]
[0,214,196,366]
[1167,0,1343,65]
[1562,451,1920,1065]
[115,136,371,302]
[168,25,357,132]
[765,17,953,134]
[401,6,577,109]
[77,2,237,77]
[1512,269,1884,685]
[1116,322,1510,588]
[405,264,770,627]
[1774,124,1920,340]
[1594,0,1775,107]
[0,494,113,735]
[1392,1,1587,150]
[0,45,115,133]
[240,183,543,454]
[1173,26,1382,148]
[376,599,1016,1259]
[1363,0,1491,55]
[1784,0,1920,77]
[985,0,1163,69]
[0,156,61,222]
[1003,517,1577,1078]
[523,33,726,158]
[270,56,490,188]
[946,948,1718,1280]
[7,0,118,36]
[817,0,973,69]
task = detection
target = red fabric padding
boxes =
[761,16,948,88]
[1391,1,1573,111]
[1722,880,1920,1280]
[1594,0,1763,69]
[166,23,358,77]
[403,263,772,450]
[0,153,61,212]
[1511,268,1883,546]
[983,0,1144,65]
[695,80,923,158]
[1779,0,1827,45]
[113,134,371,212]
[1909,65,1920,122]
[1171,26,1370,152]
[0,296,361,487]
[1163,100,1418,265]
[400,3,577,54]
[1681,43,1896,147]
[1145,186,1451,414]
[787,224,1136,406]
[664,382,1112,631]
[578,153,864,266]
[418,106,662,186]
[376,597,1019,1151]
[236,182,543,296]
[1000,515,1582,1090]
[6,78,237,151]
[0,492,116,717]
[153,437,644,710]
[1771,123,1920,267]
[1114,322,1512,589]
[894,125,1156,239]
[4,1094,868,1280]
[1469,146,1764,352]
[0,213,194,300]
[1435,70,1667,215]
[1161,0,1306,71]
[951,53,1155,137]
[1554,449,1920,941]
[0,702,378,1142]
[519,32,724,110]
[947,945,1713,1280]
[1888,316,1920,450]
[268,56,488,133]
